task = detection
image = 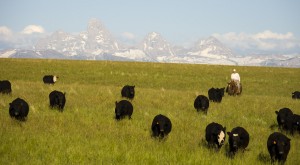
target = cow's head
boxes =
[218,127,226,147]
[227,132,240,150]
[53,75,58,82]
[115,101,122,120]
[273,138,290,159]
[219,87,225,96]
[155,120,169,138]
[9,103,19,115]
[129,86,135,96]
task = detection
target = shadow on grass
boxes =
[11,118,26,127]
[198,139,222,152]
[269,123,278,131]
[223,143,251,159]
[151,137,169,142]
[257,152,271,164]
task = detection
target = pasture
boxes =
[0,58,299,164]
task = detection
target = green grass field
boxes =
[0,58,299,164]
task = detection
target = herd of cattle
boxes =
[0,75,300,164]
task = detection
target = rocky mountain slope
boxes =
[1,19,299,68]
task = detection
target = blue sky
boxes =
[0,0,300,53]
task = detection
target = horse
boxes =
[226,80,242,96]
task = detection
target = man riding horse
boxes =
[230,69,241,93]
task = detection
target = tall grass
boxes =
[0,58,299,164]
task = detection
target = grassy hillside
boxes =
[0,58,299,164]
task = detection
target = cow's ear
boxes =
[9,103,12,106]
[275,111,279,114]
[227,132,231,136]
[64,92,66,96]
[223,127,226,132]
[115,101,118,105]
[133,85,135,88]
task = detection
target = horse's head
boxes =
[227,80,238,95]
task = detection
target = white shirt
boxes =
[231,73,240,82]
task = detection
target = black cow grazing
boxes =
[267,132,291,163]
[194,95,209,114]
[121,85,135,100]
[151,114,172,138]
[227,127,250,155]
[9,98,29,121]
[43,75,58,84]
[292,91,300,99]
[205,122,226,149]
[49,90,66,111]
[292,114,300,134]
[275,108,293,133]
[208,87,225,103]
[0,80,12,94]
[115,100,133,120]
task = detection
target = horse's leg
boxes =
[237,83,241,94]
[234,82,240,94]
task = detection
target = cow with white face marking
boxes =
[227,127,250,155]
[43,75,58,84]
[205,122,226,149]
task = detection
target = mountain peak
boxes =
[197,36,221,46]
[84,18,118,53]
[35,18,118,56]
[141,32,175,57]
[147,32,161,40]
[87,18,107,34]
[188,36,235,58]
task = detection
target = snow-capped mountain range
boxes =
[1,19,299,68]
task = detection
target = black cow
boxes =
[43,75,58,84]
[194,95,209,114]
[205,122,226,149]
[292,114,300,134]
[275,108,293,133]
[208,87,225,102]
[267,132,291,163]
[227,127,250,155]
[0,80,12,94]
[121,85,135,100]
[49,90,66,111]
[292,91,300,99]
[151,114,172,138]
[9,98,29,121]
[115,100,133,120]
